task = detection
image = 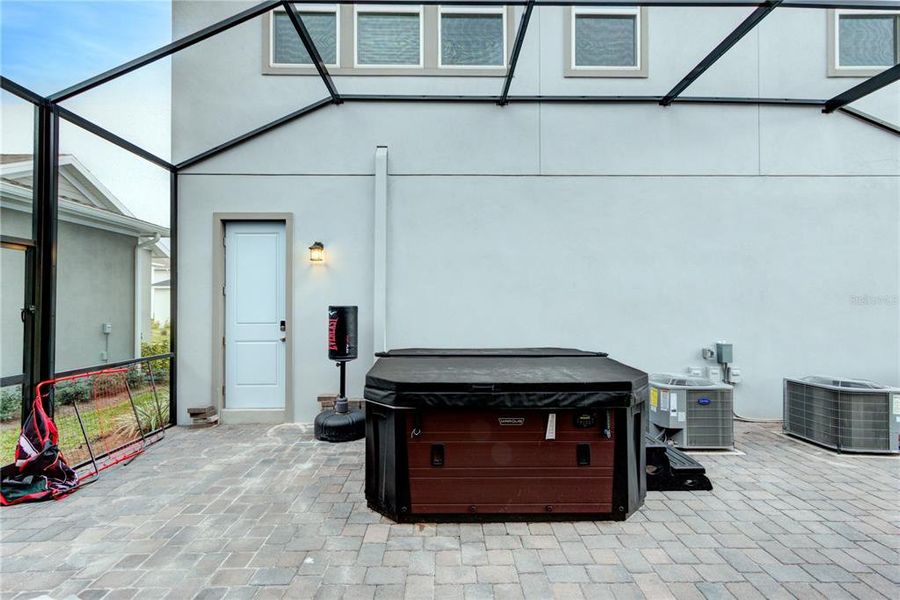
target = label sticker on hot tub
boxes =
[661,390,670,411]
[670,392,678,415]
[893,394,900,415]
[650,388,658,411]
[498,417,525,426]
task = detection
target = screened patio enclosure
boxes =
[1,0,898,426]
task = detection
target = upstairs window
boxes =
[355,6,423,67]
[439,7,506,68]
[264,5,513,75]
[566,8,648,77]
[271,5,339,67]
[829,10,900,76]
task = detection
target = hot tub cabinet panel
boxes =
[407,409,616,515]
[365,349,648,522]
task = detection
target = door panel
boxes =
[225,222,286,409]
[1,247,25,380]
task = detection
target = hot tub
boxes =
[364,348,648,522]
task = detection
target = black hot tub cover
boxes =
[364,348,648,410]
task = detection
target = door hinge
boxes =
[222,385,225,398]
[222,336,226,347]
[222,284,226,296]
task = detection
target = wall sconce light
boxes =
[308,241,325,264]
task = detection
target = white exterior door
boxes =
[225,221,286,409]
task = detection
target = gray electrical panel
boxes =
[716,342,733,364]
[649,374,734,450]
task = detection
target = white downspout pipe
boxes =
[373,146,388,354]
[134,233,161,357]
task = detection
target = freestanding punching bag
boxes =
[314,306,365,442]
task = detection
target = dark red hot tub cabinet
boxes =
[364,349,648,522]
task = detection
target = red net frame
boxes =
[36,365,163,482]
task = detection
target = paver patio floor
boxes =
[1,422,897,600]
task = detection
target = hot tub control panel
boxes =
[574,413,596,428]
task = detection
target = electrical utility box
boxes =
[716,342,733,364]
[649,374,734,450]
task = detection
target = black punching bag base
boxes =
[314,409,366,442]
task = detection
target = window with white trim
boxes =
[355,5,423,67]
[565,7,647,78]
[830,10,900,76]
[439,7,506,68]
[271,4,339,67]
[263,5,514,75]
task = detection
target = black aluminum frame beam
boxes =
[341,93,826,105]
[499,0,536,105]
[272,0,898,6]
[779,0,899,7]
[837,106,900,137]
[282,1,341,103]
[1,75,46,106]
[155,0,898,6]
[56,105,175,171]
[175,93,860,169]
[169,173,178,426]
[29,103,60,418]
[661,0,781,106]
[42,0,900,104]
[176,97,334,170]
[3,77,175,170]
[823,64,900,113]
[49,0,282,103]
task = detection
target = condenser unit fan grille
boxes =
[784,379,897,454]
[684,391,733,449]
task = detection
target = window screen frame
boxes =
[354,4,425,69]
[268,4,340,70]
[565,7,648,78]
[438,6,508,69]
[827,9,900,77]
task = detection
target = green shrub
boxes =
[0,388,21,422]
[53,380,91,406]
[140,338,171,382]
[125,366,147,388]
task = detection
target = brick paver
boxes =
[1,422,897,599]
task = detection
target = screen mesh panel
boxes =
[839,15,897,67]
[575,14,637,67]
[357,13,421,65]
[441,13,504,66]
[273,12,338,65]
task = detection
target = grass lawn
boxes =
[0,389,168,465]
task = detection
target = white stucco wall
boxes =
[172,2,900,424]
